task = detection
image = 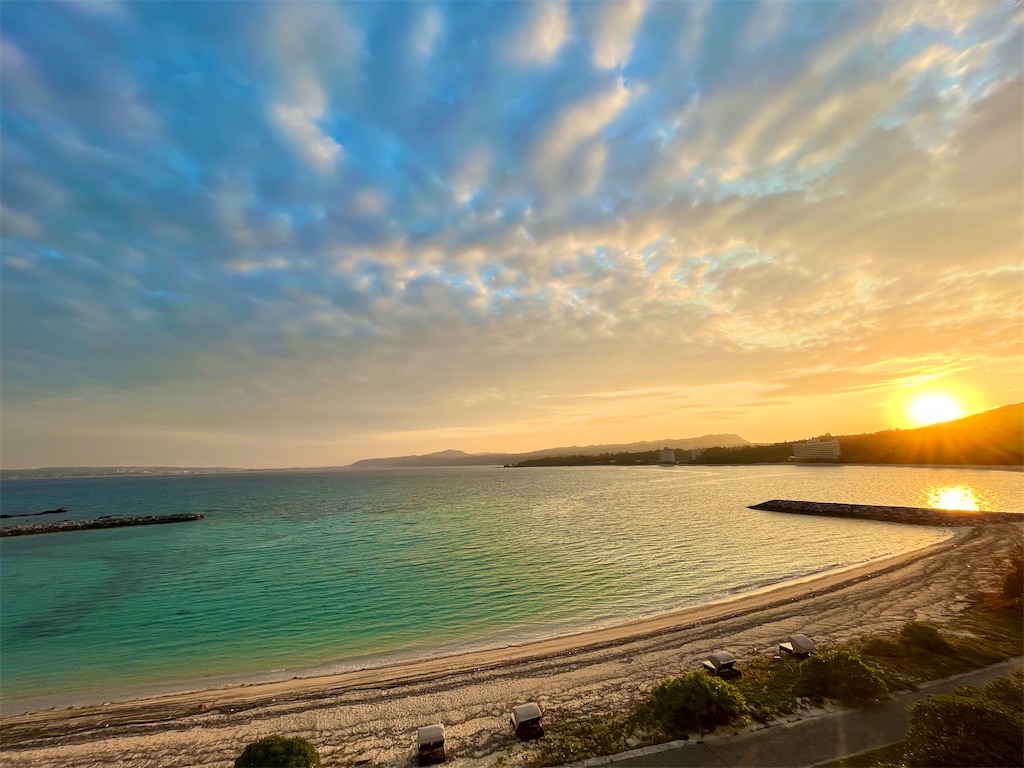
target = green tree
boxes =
[902,673,1024,767]
[642,672,747,736]
[234,735,321,768]
[795,650,887,706]
[899,622,952,654]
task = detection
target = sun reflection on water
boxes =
[926,485,981,511]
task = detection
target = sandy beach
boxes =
[1,524,1019,768]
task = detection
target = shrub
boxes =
[860,636,902,658]
[795,650,887,706]
[531,713,633,767]
[234,735,321,768]
[731,656,802,723]
[900,622,952,654]
[643,672,747,736]
[1002,547,1023,603]
[902,673,1023,767]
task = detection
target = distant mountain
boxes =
[347,434,750,468]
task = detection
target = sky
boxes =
[1,0,1021,469]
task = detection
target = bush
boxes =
[860,636,902,658]
[1002,547,1023,603]
[900,622,952,654]
[795,650,888,706]
[234,735,321,768]
[643,672,747,736]
[532,713,632,767]
[902,673,1024,767]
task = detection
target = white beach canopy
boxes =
[702,651,737,673]
[511,702,542,728]
[780,634,817,655]
[417,724,445,747]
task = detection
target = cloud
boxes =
[263,3,360,173]
[352,188,388,216]
[509,1,571,65]
[411,6,444,59]
[270,100,343,174]
[532,77,636,191]
[738,0,787,50]
[0,1,1020,466]
[0,206,41,238]
[591,0,646,70]
[679,1,711,59]
[59,0,126,19]
[451,146,493,205]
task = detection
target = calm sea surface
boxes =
[1,464,1020,714]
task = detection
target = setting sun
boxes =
[909,394,965,426]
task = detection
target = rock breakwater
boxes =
[750,500,1023,526]
[0,513,205,537]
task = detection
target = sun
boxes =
[909,393,964,426]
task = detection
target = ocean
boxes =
[1,464,1020,715]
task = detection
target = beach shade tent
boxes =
[510,702,544,740]
[701,651,741,678]
[779,634,817,657]
[417,724,446,766]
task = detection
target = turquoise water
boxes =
[1,464,1020,714]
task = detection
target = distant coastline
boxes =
[2,461,1021,482]
[3,402,1020,479]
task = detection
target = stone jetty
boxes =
[750,500,1023,526]
[0,507,68,519]
[0,513,205,537]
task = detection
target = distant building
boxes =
[690,448,704,460]
[792,438,841,462]
[659,447,676,464]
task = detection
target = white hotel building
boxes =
[792,437,842,462]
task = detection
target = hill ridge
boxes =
[347,434,750,469]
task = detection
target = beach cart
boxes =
[510,702,544,740]
[701,651,741,678]
[417,724,446,766]
[779,634,817,657]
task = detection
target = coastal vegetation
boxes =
[827,672,1024,768]
[901,671,1024,767]
[529,544,1024,767]
[531,672,749,766]
[233,735,321,768]
[642,672,748,736]
[793,650,888,706]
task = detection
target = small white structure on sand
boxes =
[511,702,544,740]
[417,724,445,766]
[701,651,740,678]
[779,634,817,657]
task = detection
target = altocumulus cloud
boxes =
[0,1,1021,468]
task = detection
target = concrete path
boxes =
[564,657,1023,768]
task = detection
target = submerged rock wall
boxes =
[0,513,205,537]
[750,500,1023,526]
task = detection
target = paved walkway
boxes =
[564,657,1023,768]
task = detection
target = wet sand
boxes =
[1,524,1018,768]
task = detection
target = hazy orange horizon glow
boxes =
[908,393,967,427]
[0,1,1021,469]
